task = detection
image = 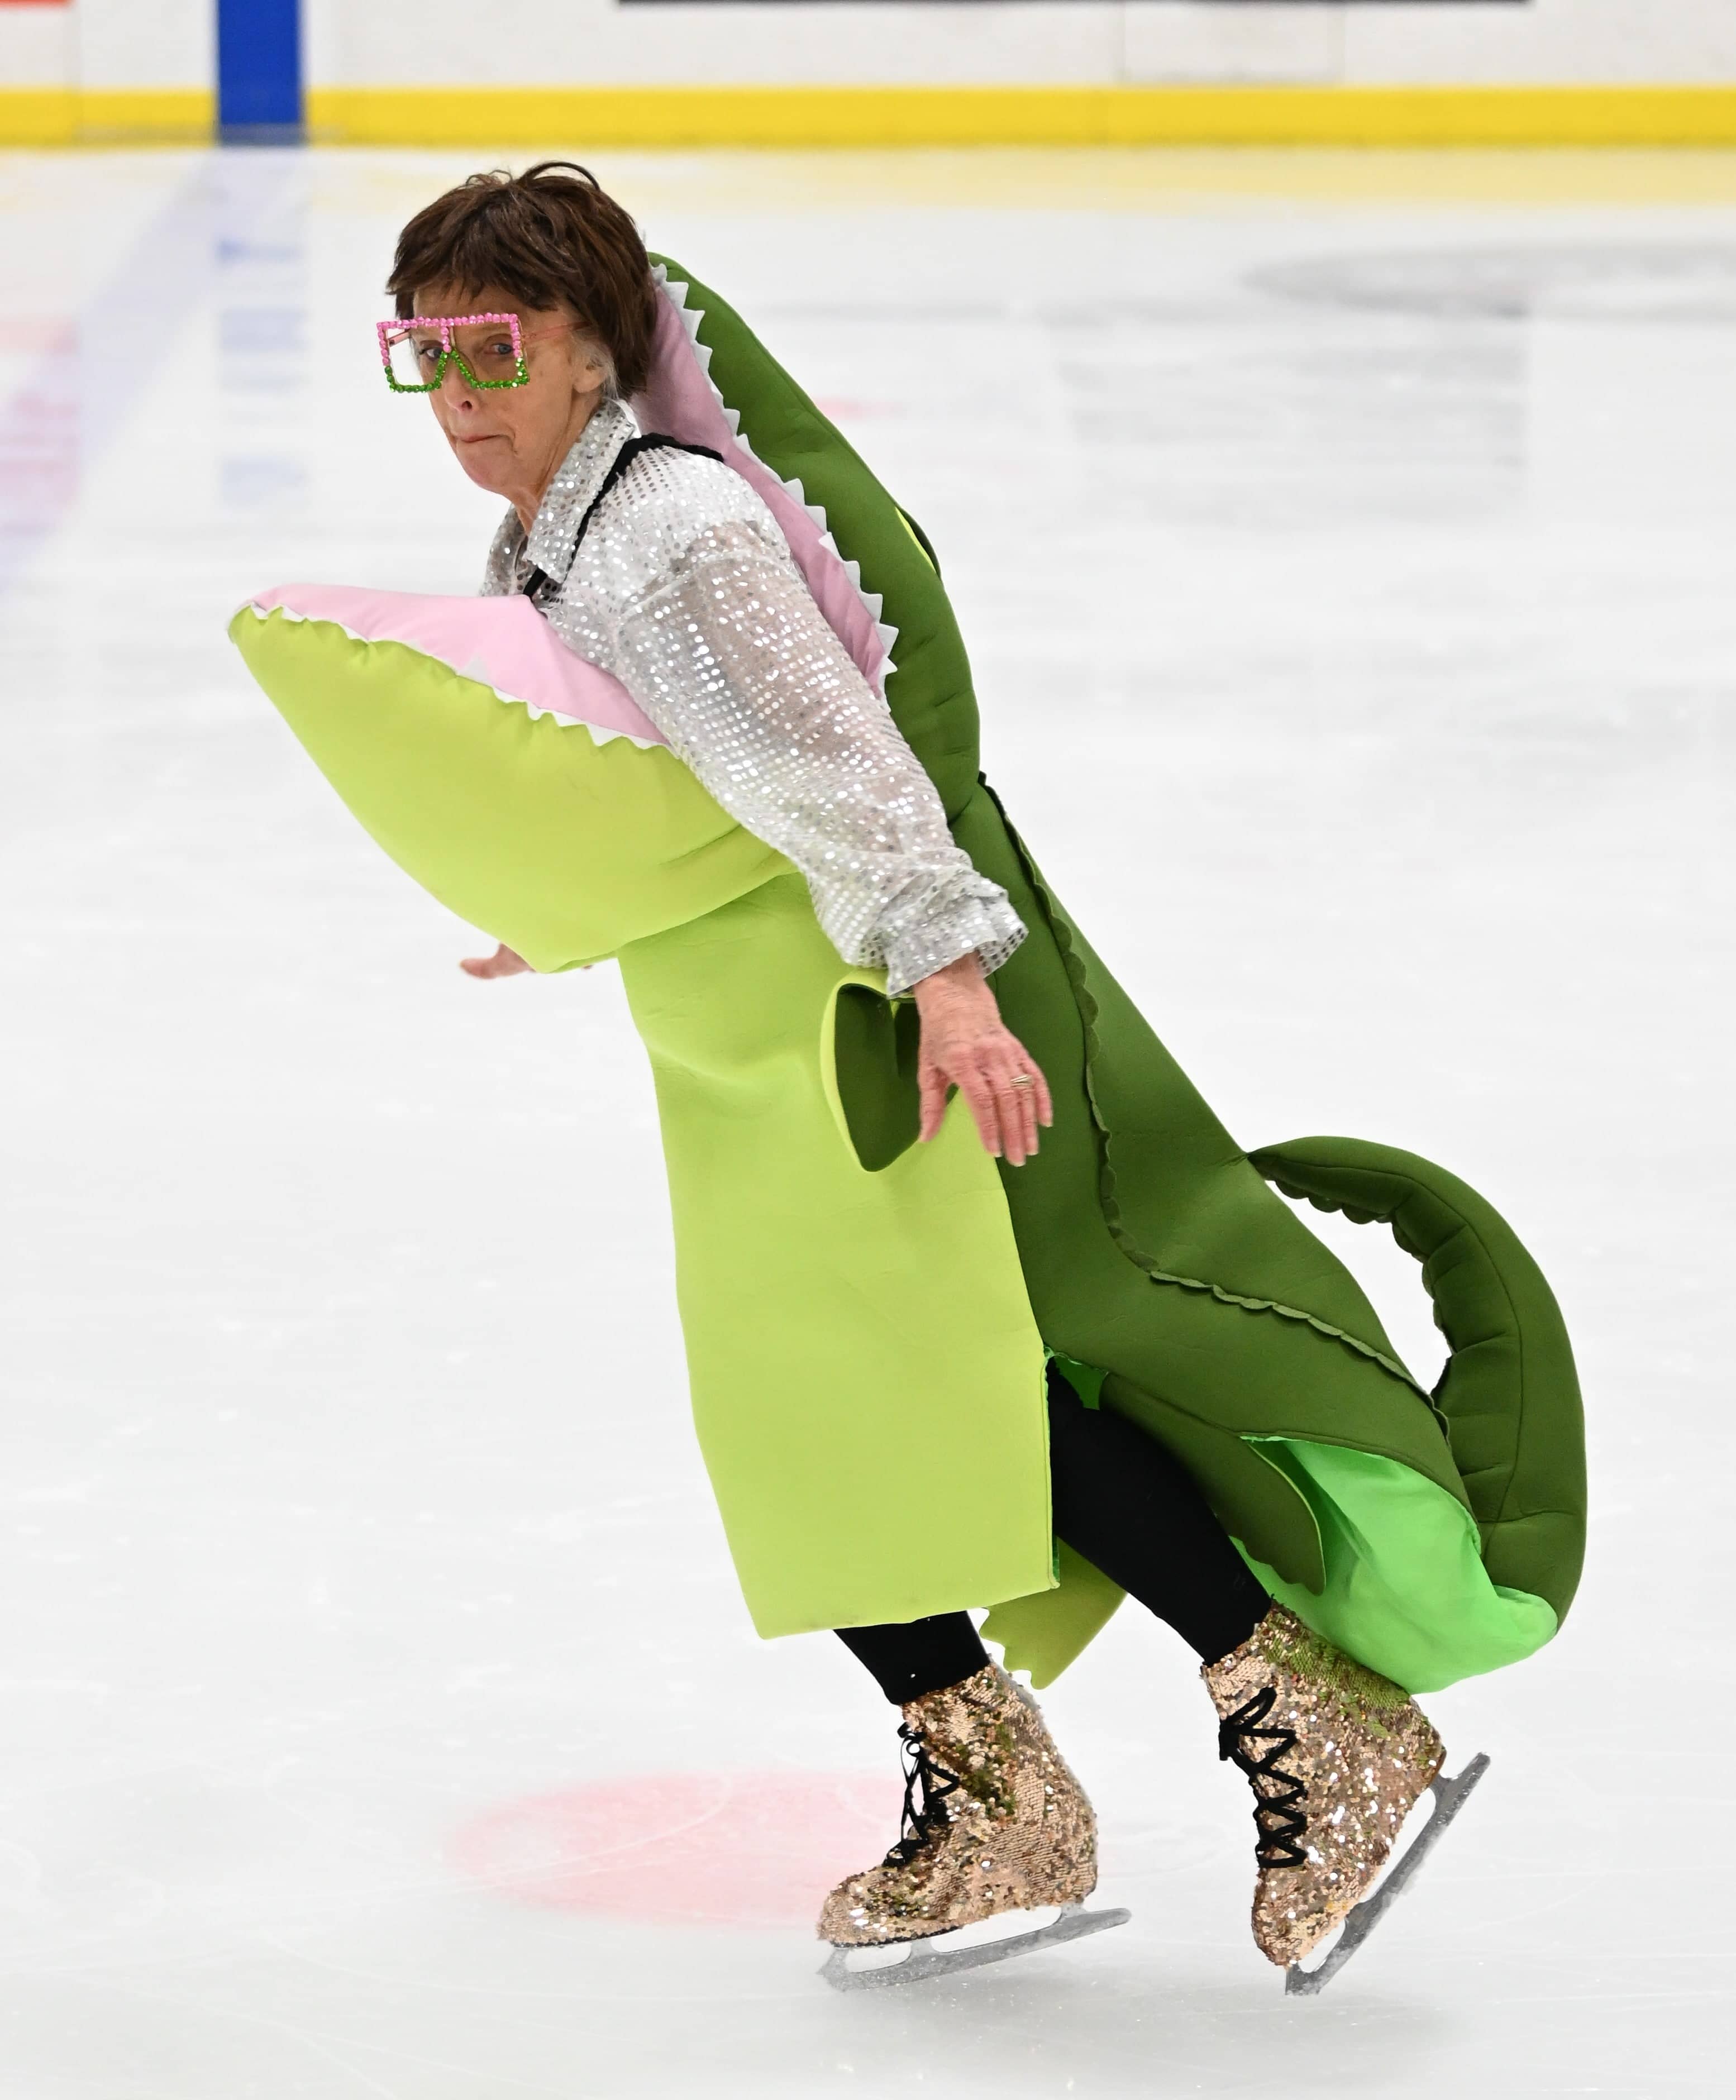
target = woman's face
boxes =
[412,283,612,516]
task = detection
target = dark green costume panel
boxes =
[657,255,1586,1689]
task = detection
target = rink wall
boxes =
[3,1,1736,147]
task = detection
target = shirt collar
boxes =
[519,396,641,587]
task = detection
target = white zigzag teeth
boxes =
[724,406,741,435]
[679,307,702,342]
[804,503,828,530]
[240,603,658,747]
[876,622,900,654]
[861,591,884,621]
[842,558,862,587]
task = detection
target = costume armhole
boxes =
[821,978,922,1173]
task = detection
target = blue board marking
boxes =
[218,0,303,140]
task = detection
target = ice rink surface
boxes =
[2,144,1733,2096]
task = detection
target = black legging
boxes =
[836,1363,1271,1704]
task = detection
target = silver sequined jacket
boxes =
[480,399,1026,996]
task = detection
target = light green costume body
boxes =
[232,259,1586,1696]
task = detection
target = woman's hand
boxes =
[912,954,1053,1166]
[459,942,532,980]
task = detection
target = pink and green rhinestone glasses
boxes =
[377,313,573,393]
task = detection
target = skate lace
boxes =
[1217,1687,1309,1872]
[883,1723,963,1868]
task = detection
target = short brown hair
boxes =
[386,162,659,398]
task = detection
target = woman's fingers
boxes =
[957,1056,1033,1164]
[997,1061,1038,1167]
[1003,1044,1051,1160]
[956,1063,1008,1159]
[1011,1066,1039,1161]
[459,943,531,980]
[918,1060,951,1145]
[983,1039,1050,1164]
[975,1061,1025,1166]
[977,1046,1037,1163]
[921,1044,1052,1163]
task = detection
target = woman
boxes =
[370,164,1581,1984]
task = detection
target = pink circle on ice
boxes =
[450,1770,903,1929]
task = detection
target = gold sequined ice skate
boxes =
[818,1662,1129,1990]
[1205,1605,1487,1991]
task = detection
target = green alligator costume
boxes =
[231,256,1586,1700]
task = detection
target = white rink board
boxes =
[15,1,1736,93]
[0,146,1732,2097]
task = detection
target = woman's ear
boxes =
[573,340,612,402]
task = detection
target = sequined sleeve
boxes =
[559,521,1026,997]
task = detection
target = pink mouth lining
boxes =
[632,284,893,699]
[244,584,669,747]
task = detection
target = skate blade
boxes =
[821,1903,1131,1993]
[1284,1752,1491,1998]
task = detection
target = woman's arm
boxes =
[556,519,1051,1161]
[592,523,1024,999]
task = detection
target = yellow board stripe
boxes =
[305,84,1736,150]
[4,84,1736,151]
[0,89,214,145]
[0,90,78,147]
